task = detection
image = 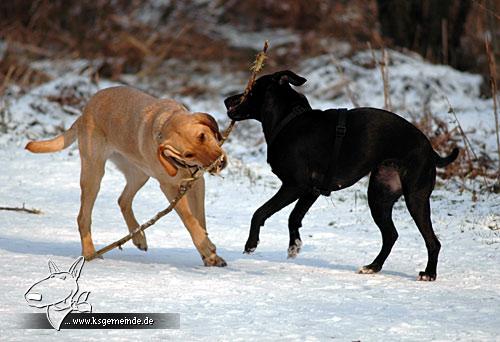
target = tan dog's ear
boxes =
[194,113,222,141]
[157,145,178,177]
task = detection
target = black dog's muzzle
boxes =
[225,94,251,121]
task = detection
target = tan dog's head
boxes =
[157,112,227,177]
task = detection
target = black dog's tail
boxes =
[434,147,459,168]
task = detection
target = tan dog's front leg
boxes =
[186,176,206,230]
[160,183,226,267]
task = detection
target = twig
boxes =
[472,0,500,21]
[6,41,54,58]
[329,55,360,107]
[138,24,192,78]
[87,40,270,261]
[220,40,269,144]
[0,204,42,215]
[485,33,500,181]
[381,48,392,111]
[0,65,16,97]
[124,33,152,56]
[368,42,392,111]
[443,95,490,190]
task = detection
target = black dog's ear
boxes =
[274,70,307,86]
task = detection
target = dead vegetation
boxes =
[0,1,498,93]
[413,102,499,195]
[0,1,246,86]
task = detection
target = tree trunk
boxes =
[376,0,471,67]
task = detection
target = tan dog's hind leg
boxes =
[160,183,226,267]
[111,153,149,251]
[77,136,108,260]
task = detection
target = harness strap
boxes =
[265,105,348,197]
[313,108,348,196]
[267,104,310,148]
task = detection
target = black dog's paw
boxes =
[244,239,259,254]
[357,263,382,274]
[417,271,436,281]
[287,239,302,259]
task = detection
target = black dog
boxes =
[224,70,459,281]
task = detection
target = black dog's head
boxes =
[224,70,307,121]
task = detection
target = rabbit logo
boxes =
[24,256,92,330]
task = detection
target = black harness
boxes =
[267,105,348,196]
[267,104,312,149]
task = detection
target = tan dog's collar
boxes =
[153,113,171,144]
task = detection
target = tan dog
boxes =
[26,86,227,266]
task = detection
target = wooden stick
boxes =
[0,204,42,215]
[87,176,197,259]
[87,40,270,261]
[220,40,269,144]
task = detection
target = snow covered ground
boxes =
[1,51,500,340]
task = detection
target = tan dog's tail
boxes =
[25,118,80,153]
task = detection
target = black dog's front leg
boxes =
[287,192,319,258]
[245,185,302,253]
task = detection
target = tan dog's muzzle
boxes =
[157,144,179,177]
[206,152,227,175]
[158,144,227,176]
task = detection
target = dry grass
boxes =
[413,106,499,191]
[0,1,246,83]
[0,0,497,86]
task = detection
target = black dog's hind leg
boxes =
[245,185,302,253]
[404,187,441,281]
[287,192,319,258]
[359,167,402,274]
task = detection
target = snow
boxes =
[301,50,497,153]
[1,50,500,340]
[1,148,499,341]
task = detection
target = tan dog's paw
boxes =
[81,240,97,261]
[132,231,148,251]
[203,254,227,267]
[82,249,99,261]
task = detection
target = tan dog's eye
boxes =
[198,133,205,142]
[184,152,194,159]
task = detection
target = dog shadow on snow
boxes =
[0,235,414,280]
